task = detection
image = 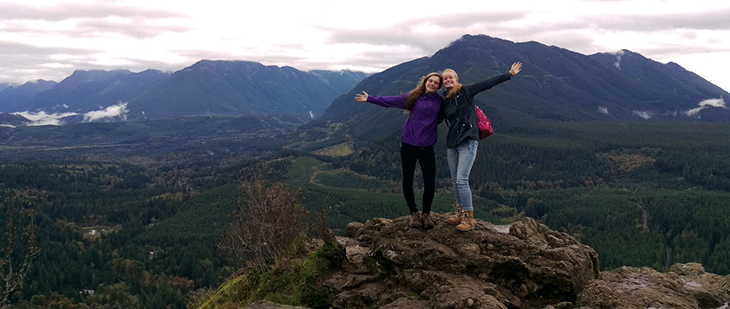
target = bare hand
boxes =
[354,91,369,102]
[510,62,522,76]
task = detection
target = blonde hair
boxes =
[404,72,442,114]
[442,68,462,99]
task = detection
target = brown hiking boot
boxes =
[447,205,464,225]
[456,210,474,231]
[409,212,422,228]
[422,213,434,229]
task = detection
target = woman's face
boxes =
[425,76,441,93]
[443,72,457,89]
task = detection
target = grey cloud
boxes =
[0,41,165,83]
[0,42,101,71]
[326,11,526,52]
[0,4,190,39]
[328,30,451,53]
[419,11,528,28]
[636,45,729,60]
[578,8,730,32]
[73,18,191,39]
[0,2,185,21]
[0,41,100,56]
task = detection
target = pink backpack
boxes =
[475,106,493,140]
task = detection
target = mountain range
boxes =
[304,34,730,144]
[127,61,367,120]
[0,61,368,125]
[1,34,728,132]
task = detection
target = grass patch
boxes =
[286,156,325,188]
[312,142,354,157]
[314,169,392,190]
[197,241,342,309]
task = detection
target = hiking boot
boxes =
[447,205,464,225]
[409,212,422,228]
[422,212,434,229]
[456,210,474,232]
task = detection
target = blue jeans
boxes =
[447,138,478,211]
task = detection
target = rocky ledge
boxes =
[246,214,730,308]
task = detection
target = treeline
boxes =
[0,160,246,308]
[346,122,730,194]
[2,119,730,308]
[525,188,730,274]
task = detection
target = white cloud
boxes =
[698,97,726,108]
[12,101,129,125]
[632,110,653,120]
[682,97,726,117]
[14,110,79,126]
[598,106,609,115]
[611,50,625,70]
[83,102,128,122]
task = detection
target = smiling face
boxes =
[442,70,458,89]
[425,75,441,93]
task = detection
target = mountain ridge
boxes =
[1,34,728,129]
[0,61,368,125]
[127,60,368,120]
[0,79,58,113]
[303,34,730,147]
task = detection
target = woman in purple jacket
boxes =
[355,72,443,229]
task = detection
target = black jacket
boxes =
[440,72,511,148]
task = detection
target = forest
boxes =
[1,118,729,308]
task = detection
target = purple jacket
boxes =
[367,92,443,148]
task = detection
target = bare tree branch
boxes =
[218,163,309,271]
[1,188,40,308]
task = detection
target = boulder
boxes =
[576,264,730,309]
[326,214,600,308]
[666,263,730,308]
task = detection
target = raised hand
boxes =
[510,62,522,76]
[354,91,369,102]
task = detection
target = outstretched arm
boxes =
[464,62,523,96]
[355,91,408,109]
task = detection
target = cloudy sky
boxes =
[1,0,729,91]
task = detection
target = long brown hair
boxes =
[404,72,442,114]
[442,68,462,99]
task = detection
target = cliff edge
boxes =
[228,213,729,309]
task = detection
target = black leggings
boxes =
[400,142,436,214]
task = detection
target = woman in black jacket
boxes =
[441,62,522,231]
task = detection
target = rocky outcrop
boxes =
[576,263,730,309]
[326,214,600,308]
[242,214,730,309]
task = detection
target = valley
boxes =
[1,34,729,308]
[1,116,729,308]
